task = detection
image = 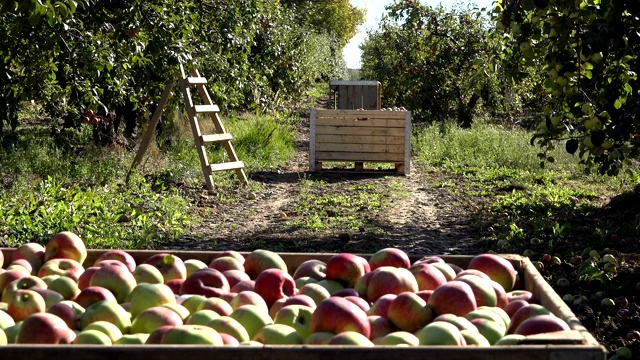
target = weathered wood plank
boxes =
[315,143,405,154]
[315,118,406,127]
[315,126,406,136]
[315,109,407,119]
[315,151,405,162]
[316,134,405,145]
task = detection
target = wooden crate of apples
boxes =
[0,231,606,360]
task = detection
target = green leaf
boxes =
[614,99,622,109]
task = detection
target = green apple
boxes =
[494,334,525,345]
[207,316,250,343]
[4,322,21,344]
[178,294,207,314]
[132,264,164,285]
[0,328,7,345]
[297,283,331,305]
[465,308,507,331]
[83,320,123,343]
[252,323,302,345]
[89,264,137,304]
[304,331,334,345]
[130,306,183,334]
[328,331,374,346]
[160,324,223,345]
[243,249,287,279]
[416,321,465,346]
[229,304,273,339]
[372,331,419,346]
[184,259,208,277]
[79,300,132,334]
[1,276,48,303]
[73,329,112,345]
[162,303,190,321]
[129,283,176,318]
[295,276,318,289]
[315,279,344,295]
[48,276,81,300]
[477,306,510,329]
[0,307,15,329]
[186,309,220,326]
[114,333,150,345]
[273,304,314,341]
[39,275,61,287]
[461,329,490,346]
[469,318,505,345]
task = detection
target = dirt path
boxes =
[168,115,488,256]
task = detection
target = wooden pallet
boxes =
[126,66,247,192]
[309,109,411,174]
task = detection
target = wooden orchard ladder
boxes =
[126,65,248,192]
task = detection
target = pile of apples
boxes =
[0,231,572,346]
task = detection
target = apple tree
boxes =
[494,0,640,175]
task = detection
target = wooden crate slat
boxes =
[315,126,406,136]
[315,142,405,154]
[315,118,406,128]
[316,151,405,162]
[316,134,405,145]
[316,109,407,119]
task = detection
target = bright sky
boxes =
[344,0,495,69]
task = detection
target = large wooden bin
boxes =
[309,109,411,174]
[329,80,381,110]
[0,250,607,360]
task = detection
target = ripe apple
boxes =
[367,293,397,317]
[243,249,287,279]
[254,268,296,308]
[160,324,224,345]
[304,331,334,345]
[128,283,176,318]
[209,256,244,272]
[328,331,374,346]
[310,296,371,338]
[46,301,84,330]
[368,315,395,339]
[130,306,183,334]
[77,266,99,290]
[507,303,552,334]
[292,259,326,280]
[455,274,498,307]
[184,259,208,277]
[162,302,190,321]
[325,253,370,289]
[294,275,317,287]
[229,290,269,312]
[331,288,360,298]
[16,312,76,344]
[37,258,84,282]
[274,304,314,341]
[427,280,477,317]
[461,329,491,346]
[144,325,174,344]
[11,243,45,274]
[507,290,535,303]
[0,269,30,294]
[199,296,233,316]
[207,315,251,343]
[79,300,131,334]
[467,254,517,292]
[7,259,33,275]
[1,276,48,303]
[73,329,112,344]
[297,283,331,305]
[93,250,136,272]
[490,280,508,309]
[165,278,184,294]
[366,266,419,303]
[368,248,411,270]
[494,333,525,345]
[429,262,457,281]
[215,250,245,264]
[31,288,64,309]
[387,291,433,332]
[231,279,255,293]
[416,321,466,346]
[411,263,448,291]
[0,305,16,329]
[504,299,529,318]
[7,289,46,322]
[132,263,164,284]
[179,267,230,297]
[514,314,570,335]
[186,309,220,326]
[223,269,251,289]
[432,313,478,332]
[142,253,187,283]
[48,276,80,300]
[114,333,150,345]
[269,297,287,319]
[44,231,87,265]
[74,286,117,309]
[282,293,317,308]
[468,317,505,345]
[413,256,445,265]
[315,279,344,295]
[82,320,123,342]
[372,331,420,346]
[229,304,273,339]
[454,269,492,281]
[89,264,137,303]
[253,323,302,344]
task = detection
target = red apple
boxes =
[94,250,136,272]
[507,290,535,303]
[145,325,174,344]
[11,242,44,275]
[209,256,244,272]
[331,288,360,298]
[366,266,418,303]
[199,297,233,316]
[219,292,237,304]
[143,253,187,283]
[8,289,46,321]
[223,270,251,289]
[215,250,245,264]
[0,268,29,294]
[243,249,287,279]
[491,280,508,309]
[130,306,183,334]
[75,286,118,309]
[89,264,137,303]
[292,259,326,280]
[6,259,33,275]
[325,253,370,289]
[454,269,492,281]
[427,280,477,317]
[368,248,411,270]
[230,279,255,293]
[179,268,230,298]
[455,274,498,307]
[344,295,370,313]
[367,293,396,317]
[44,231,87,265]
[165,278,184,294]
[504,299,529,318]
[467,254,517,292]
[46,301,84,330]
[514,314,570,335]
[77,266,99,290]
[1,276,48,303]
[310,296,371,338]
[387,291,433,332]
[229,291,269,312]
[254,268,296,308]
[412,256,445,265]
[37,258,84,282]
[411,263,448,291]
[507,304,552,334]
[368,315,396,339]
[282,294,317,308]
[16,312,76,344]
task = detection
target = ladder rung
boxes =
[194,104,220,113]
[209,161,244,172]
[185,77,207,84]
[201,133,233,143]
